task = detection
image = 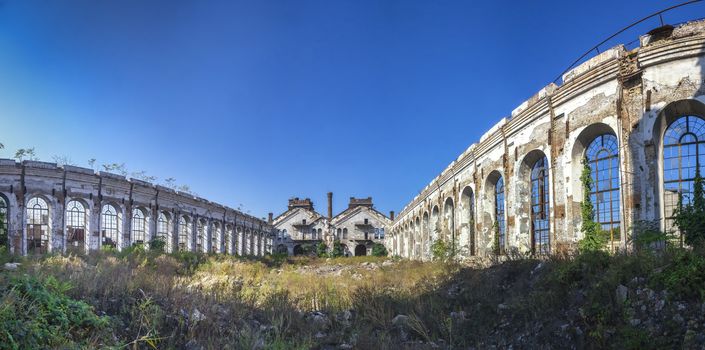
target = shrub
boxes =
[149,238,166,253]
[0,275,111,349]
[431,237,451,261]
[316,242,328,258]
[330,242,345,258]
[371,243,388,257]
[653,250,705,300]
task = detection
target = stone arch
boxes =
[422,211,430,258]
[156,211,172,252]
[225,224,234,255]
[196,218,207,253]
[430,205,440,243]
[131,206,149,245]
[414,216,421,258]
[485,170,505,255]
[177,214,191,252]
[571,123,621,247]
[443,197,455,251]
[459,186,475,256]
[211,221,222,253]
[101,203,123,250]
[355,244,367,256]
[293,244,304,256]
[654,99,705,234]
[517,150,550,254]
[65,198,90,254]
[26,195,53,255]
[0,193,8,249]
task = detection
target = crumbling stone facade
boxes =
[0,160,272,256]
[272,194,392,256]
[389,20,705,260]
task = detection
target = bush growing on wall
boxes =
[330,242,345,258]
[431,237,451,261]
[673,169,705,251]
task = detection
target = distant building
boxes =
[271,193,392,256]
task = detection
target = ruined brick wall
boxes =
[0,160,271,256]
[390,20,705,260]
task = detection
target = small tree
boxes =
[578,157,607,252]
[316,242,328,257]
[330,242,345,257]
[371,243,388,257]
[431,237,451,261]
[673,169,705,251]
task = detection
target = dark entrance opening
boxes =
[355,244,367,256]
[293,245,304,256]
[276,244,288,254]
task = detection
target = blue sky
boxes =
[0,0,701,218]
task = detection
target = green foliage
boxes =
[371,243,388,257]
[431,237,451,261]
[0,275,110,349]
[652,250,705,300]
[148,238,166,253]
[492,221,501,255]
[578,157,608,252]
[330,242,345,258]
[672,170,705,250]
[630,220,671,251]
[316,242,328,258]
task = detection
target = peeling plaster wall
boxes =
[0,160,271,256]
[390,20,705,260]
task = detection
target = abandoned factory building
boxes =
[271,193,392,256]
[387,20,705,260]
[2,20,705,262]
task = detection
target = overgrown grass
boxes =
[0,247,703,348]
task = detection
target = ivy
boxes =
[578,157,607,252]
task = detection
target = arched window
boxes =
[495,176,506,255]
[212,223,221,253]
[336,228,341,239]
[461,187,475,255]
[317,228,322,240]
[178,215,190,251]
[225,225,233,254]
[343,228,348,239]
[66,200,87,253]
[531,156,550,255]
[101,204,121,248]
[586,134,621,242]
[0,195,7,247]
[157,212,170,252]
[131,208,148,245]
[663,115,705,236]
[196,219,206,252]
[27,197,50,254]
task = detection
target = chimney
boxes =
[268,212,273,224]
[390,211,395,220]
[327,192,333,219]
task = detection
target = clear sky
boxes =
[0,0,701,219]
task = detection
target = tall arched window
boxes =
[131,208,148,245]
[225,225,233,254]
[0,195,8,247]
[586,134,621,242]
[336,228,341,239]
[212,223,221,253]
[157,212,170,252]
[460,188,475,256]
[317,228,322,240]
[196,219,206,252]
[27,197,50,254]
[663,115,705,236]
[66,200,87,253]
[531,156,550,255]
[101,204,121,248]
[343,228,348,239]
[178,215,190,251]
[495,176,506,255]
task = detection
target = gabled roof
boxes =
[272,206,325,227]
[330,205,392,226]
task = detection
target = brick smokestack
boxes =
[268,212,273,224]
[327,192,333,219]
[390,211,395,221]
